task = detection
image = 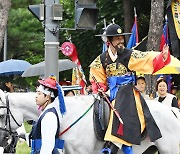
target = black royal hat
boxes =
[96,24,131,37]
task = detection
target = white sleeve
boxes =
[40,112,57,154]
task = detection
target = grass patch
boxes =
[16,141,30,154]
[16,122,32,153]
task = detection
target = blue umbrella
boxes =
[0,59,32,76]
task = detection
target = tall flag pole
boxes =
[102,18,107,53]
[103,18,107,29]
[134,7,139,43]
[61,41,87,94]
[127,7,139,49]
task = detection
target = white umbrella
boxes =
[22,59,77,77]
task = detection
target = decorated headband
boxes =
[38,75,66,115]
[37,85,55,97]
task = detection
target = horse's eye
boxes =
[0,115,4,119]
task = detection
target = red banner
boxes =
[61,42,87,94]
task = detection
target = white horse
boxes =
[0,90,179,154]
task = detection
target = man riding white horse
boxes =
[89,23,170,154]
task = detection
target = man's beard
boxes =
[115,45,124,55]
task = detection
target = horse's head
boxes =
[0,89,23,149]
[0,89,11,147]
[0,91,39,152]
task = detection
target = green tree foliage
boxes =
[8,9,44,60]
[2,0,44,89]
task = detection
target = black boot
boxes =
[110,143,118,154]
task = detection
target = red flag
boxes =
[61,42,87,94]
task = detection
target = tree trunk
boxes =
[145,0,164,97]
[122,0,133,44]
[29,0,35,5]
[0,0,11,53]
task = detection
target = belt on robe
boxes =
[107,74,135,101]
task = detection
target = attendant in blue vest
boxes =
[29,75,66,154]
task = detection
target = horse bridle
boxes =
[0,94,21,135]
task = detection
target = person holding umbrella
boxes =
[89,23,170,154]
[0,77,15,93]
[1,80,14,93]
[29,75,66,154]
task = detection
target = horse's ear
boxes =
[0,89,6,103]
[0,89,4,95]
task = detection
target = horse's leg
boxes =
[157,139,179,154]
[0,147,3,154]
[142,145,158,154]
[4,132,18,153]
[132,137,155,154]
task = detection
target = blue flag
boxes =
[163,23,169,45]
[127,17,139,49]
[102,42,107,53]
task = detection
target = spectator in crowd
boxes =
[171,84,178,96]
[171,84,180,107]
[59,80,71,86]
[86,84,93,95]
[1,80,14,93]
[64,90,75,96]
[155,78,179,108]
[135,76,151,100]
[60,80,75,96]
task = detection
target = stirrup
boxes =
[101,147,111,154]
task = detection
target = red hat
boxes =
[38,75,66,115]
[38,75,57,90]
[59,80,71,86]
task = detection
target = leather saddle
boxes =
[93,97,110,141]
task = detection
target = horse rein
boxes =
[0,94,21,134]
[59,94,99,136]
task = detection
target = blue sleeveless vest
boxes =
[29,107,64,154]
